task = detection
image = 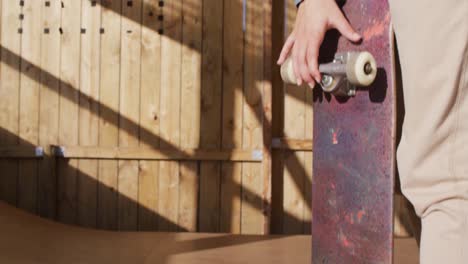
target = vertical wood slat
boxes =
[138,0,161,231]
[158,0,182,232]
[220,0,243,234]
[199,0,223,233]
[282,0,307,234]
[118,0,142,231]
[242,0,265,235]
[270,0,286,234]
[97,0,121,230]
[179,0,202,232]
[77,0,101,229]
[58,0,82,225]
[0,0,21,207]
[18,0,41,214]
[38,0,62,219]
[262,0,273,235]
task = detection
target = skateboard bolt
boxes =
[321,75,334,87]
[364,62,373,75]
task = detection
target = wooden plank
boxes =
[219,162,241,233]
[118,0,142,231]
[179,0,202,232]
[241,0,265,235]
[0,146,43,158]
[283,151,305,234]
[261,0,273,234]
[271,138,313,151]
[38,0,62,219]
[18,0,42,214]
[158,0,182,232]
[97,0,121,231]
[220,0,244,235]
[58,0,82,225]
[138,160,158,230]
[77,0,101,228]
[138,0,161,231]
[0,0,21,206]
[178,161,198,231]
[282,0,306,234]
[53,146,262,162]
[198,0,223,233]
[270,0,286,235]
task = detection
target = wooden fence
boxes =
[0,0,415,236]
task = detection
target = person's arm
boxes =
[277,0,361,88]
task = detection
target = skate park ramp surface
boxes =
[0,201,418,264]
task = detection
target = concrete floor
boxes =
[0,202,418,263]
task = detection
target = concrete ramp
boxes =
[0,202,418,263]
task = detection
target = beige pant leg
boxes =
[389,0,468,263]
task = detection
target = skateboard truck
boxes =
[280,51,377,97]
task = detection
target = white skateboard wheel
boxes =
[346,51,377,86]
[280,57,297,85]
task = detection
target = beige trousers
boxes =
[389,0,468,263]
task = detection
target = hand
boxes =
[277,0,361,88]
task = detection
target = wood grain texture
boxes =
[179,0,202,232]
[242,0,265,235]
[97,0,121,231]
[281,0,308,234]
[270,0,286,235]
[138,0,161,231]
[272,138,312,151]
[18,0,42,214]
[158,0,182,232]
[0,0,21,207]
[54,146,262,161]
[118,0,142,231]
[77,0,101,228]
[0,147,42,158]
[219,162,241,233]
[38,0,62,219]
[199,0,223,233]
[57,0,82,225]
[261,0,273,234]
[220,0,244,235]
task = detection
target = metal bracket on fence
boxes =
[251,150,263,161]
[51,145,66,157]
[35,147,44,157]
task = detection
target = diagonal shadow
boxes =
[0,125,297,235]
[0,0,312,235]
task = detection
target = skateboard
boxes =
[281,0,395,263]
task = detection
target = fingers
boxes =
[306,31,325,84]
[292,40,315,87]
[330,11,361,42]
[277,34,295,65]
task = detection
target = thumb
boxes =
[331,12,361,42]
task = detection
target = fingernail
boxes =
[308,83,315,89]
[353,33,361,40]
[297,78,302,86]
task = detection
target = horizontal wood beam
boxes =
[0,146,44,158]
[271,138,313,151]
[51,146,263,162]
